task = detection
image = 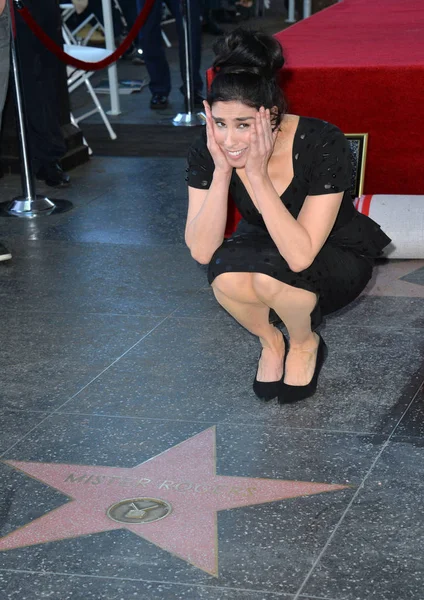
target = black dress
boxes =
[187,117,391,328]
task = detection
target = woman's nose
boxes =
[225,129,236,147]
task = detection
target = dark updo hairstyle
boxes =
[207,28,286,130]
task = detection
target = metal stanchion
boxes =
[0,1,73,218]
[285,0,296,23]
[101,0,121,116]
[172,0,204,127]
[303,0,312,19]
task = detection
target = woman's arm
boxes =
[249,174,343,272]
[245,109,346,272]
[185,101,233,264]
[185,170,232,264]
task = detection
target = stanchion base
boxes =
[0,195,74,218]
[172,112,206,127]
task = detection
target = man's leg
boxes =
[0,0,10,125]
[168,0,204,100]
[0,1,12,260]
[139,0,171,106]
[15,0,69,186]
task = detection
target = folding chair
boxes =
[63,38,117,143]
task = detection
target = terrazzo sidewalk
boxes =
[0,156,423,600]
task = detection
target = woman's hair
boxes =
[207,28,287,129]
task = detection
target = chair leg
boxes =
[70,112,93,155]
[84,78,117,140]
[161,29,172,48]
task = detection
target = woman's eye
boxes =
[238,123,249,129]
[215,122,225,128]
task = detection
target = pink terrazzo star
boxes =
[0,427,348,575]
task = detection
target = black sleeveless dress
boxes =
[187,117,391,328]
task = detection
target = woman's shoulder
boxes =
[187,129,215,188]
[296,115,346,142]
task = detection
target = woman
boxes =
[185,29,390,403]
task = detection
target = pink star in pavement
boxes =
[0,427,348,575]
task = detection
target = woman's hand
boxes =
[245,107,278,180]
[203,101,232,175]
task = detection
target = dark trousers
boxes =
[0,3,10,126]
[15,0,66,167]
[138,0,203,97]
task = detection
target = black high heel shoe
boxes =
[253,334,287,401]
[278,334,327,404]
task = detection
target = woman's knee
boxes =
[252,273,317,307]
[212,272,255,302]
[251,273,285,300]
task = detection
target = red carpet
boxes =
[275,0,424,195]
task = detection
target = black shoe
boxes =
[122,43,144,64]
[124,47,145,65]
[269,308,282,326]
[150,94,169,110]
[278,334,327,404]
[132,54,145,66]
[36,162,70,188]
[253,333,287,401]
[0,243,12,262]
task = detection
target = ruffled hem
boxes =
[328,212,392,258]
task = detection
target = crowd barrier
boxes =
[14,0,155,71]
[0,0,156,219]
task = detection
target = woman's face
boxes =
[211,101,258,168]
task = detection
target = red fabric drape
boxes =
[275,0,424,196]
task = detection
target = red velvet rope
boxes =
[16,0,156,71]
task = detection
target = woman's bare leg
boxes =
[212,272,285,382]
[252,274,320,386]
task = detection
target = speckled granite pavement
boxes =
[0,157,423,600]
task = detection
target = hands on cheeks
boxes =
[245,107,278,180]
[203,100,232,175]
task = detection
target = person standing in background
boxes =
[14,0,70,187]
[138,0,203,110]
[0,0,12,261]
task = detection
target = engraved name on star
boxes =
[0,427,348,575]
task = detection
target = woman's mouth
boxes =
[225,148,247,160]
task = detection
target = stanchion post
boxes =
[172,0,204,127]
[286,0,296,23]
[184,0,194,116]
[10,7,35,203]
[0,0,73,218]
[101,0,121,116]
[303,0,312,19]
